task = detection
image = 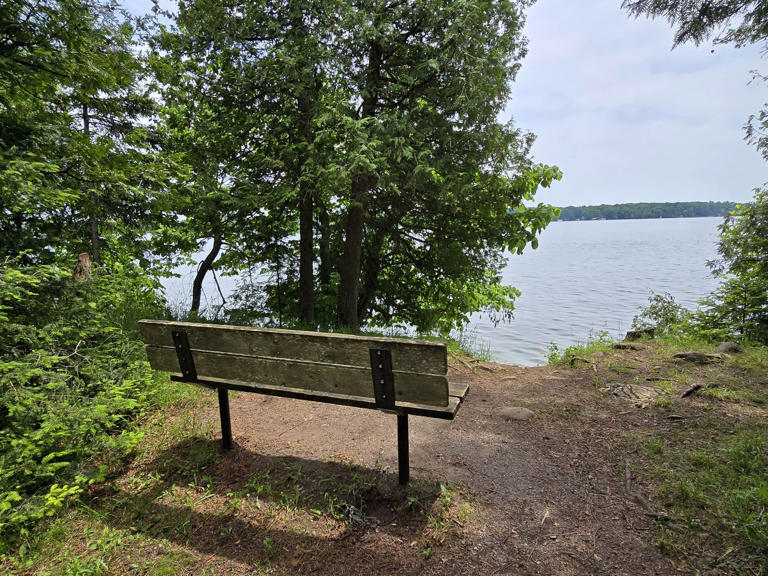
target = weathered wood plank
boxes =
[449,381,470,399]
[169,375,463,419]
[147,346,449,406]
[139,320,447,375]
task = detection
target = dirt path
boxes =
[107,357,673,575]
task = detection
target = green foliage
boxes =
[632,292,694,335]
[622,0,768,49]
[557,201,738,221]
[653,425,768,559]
[1,0,183,268]
[148,0,561,332]
[697,191,768,343]
[0,259,168,548]
[545,330,614,365]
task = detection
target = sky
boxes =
[510,0,766,206]
[124,0,767,207]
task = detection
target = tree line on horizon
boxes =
[556,201,740,221]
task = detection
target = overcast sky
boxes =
[126,0,767,207]
[511,0,766,206]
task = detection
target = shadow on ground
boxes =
[88,436,445,572]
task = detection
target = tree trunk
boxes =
[190,234,223,318]
[318,203,331,287]
[299,181,315,325]
[358,228,385,322]
[336,40,381,330]
[296,70,317,326]
[337,184,366,331]
[288,5,318,326]
[83,103,100,264]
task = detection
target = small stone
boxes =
[673,352,723,364]
[625,328,655,341]
[500,406,536,421]
[716,341,743,353]
[614,342,645,351]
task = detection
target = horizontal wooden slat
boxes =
[148,346,449,407]
[170,375,464,420]
[139,320,447,375]
[449,381,470,399]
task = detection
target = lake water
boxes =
[162,217,722,367]
[466,217,721,366]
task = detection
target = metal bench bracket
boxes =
[173,329,232,450]
[370,348,396,411]
[172,330,197,381]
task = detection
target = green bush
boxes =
[702,190,768,344]
[632,292,694,336]
[0,257,168,548]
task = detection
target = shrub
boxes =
[0,257,167,548]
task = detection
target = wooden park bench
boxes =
[138,320,469,484]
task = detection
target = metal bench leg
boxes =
[218,387,233,450]
[397,414,409,485]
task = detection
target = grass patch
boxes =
[653,425,768,559]
[446,330,492,362]
[546,330,614,365]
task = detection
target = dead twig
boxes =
[681,383,703,398]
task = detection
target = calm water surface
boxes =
[163,217,722,367]
[468,217,721,366]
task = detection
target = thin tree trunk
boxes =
[358,228,385,322]
[296,69,317,326]
[336,40,381,330]
[299,181,315,325]
[83,103,100,264]
[190,234,223,318]
[288,3,317,326]
[318,203,331,287]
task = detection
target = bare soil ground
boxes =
[12,341,768,575]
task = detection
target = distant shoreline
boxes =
[555,201,739,221]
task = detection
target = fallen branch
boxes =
[681,383,703,398]
[673,352,723,364]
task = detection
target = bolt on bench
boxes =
[139,320,469,485]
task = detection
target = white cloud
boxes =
[510,0,766,205]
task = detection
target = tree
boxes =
[701,191,768,342]
[150,0,343,322]
[1,0,174,266]
[330,0,561,331]
[623,1,768,343]
[623,0,768,48]
[150,0,560,332]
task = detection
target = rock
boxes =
[673,352,723,364]
[479,363,503,373]
[625,328,655,341]
[500,407,535,421]
[716,341,743,354]
[606,383,660,405]
[614,342,645,351]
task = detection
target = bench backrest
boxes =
[138,320,449,407]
